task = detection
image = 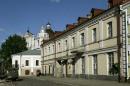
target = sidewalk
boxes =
[31,76,130,86]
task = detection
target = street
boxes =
[0,76,130,86]
[14,78,72,86]
[0,77,72,86]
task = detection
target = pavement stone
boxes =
[30,76,130,86]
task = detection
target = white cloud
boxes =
[50,0,61,3]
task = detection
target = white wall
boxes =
[12,55,41,76]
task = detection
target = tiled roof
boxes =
[54,31,63,36]
[13,49,41,55]
[77,17,89,24]
[108,0,130,8]
[66,24,76,30]
[41,0,130,46]
[91,8,105,17]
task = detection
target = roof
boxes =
[91,8,105,17]
[41,0,129,46]
[13,49,41,55]
[108,0,130,8]
[66,24,76,30]
[41,8,112,46]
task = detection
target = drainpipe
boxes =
[54,40,57,77]
[120,5,129,81]
[41,45,44,75]
[117,6,121,82]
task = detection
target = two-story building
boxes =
[11,23,54,76]
[41,0,130,81]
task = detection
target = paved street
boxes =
[32,76,130,86]
[0,76,130,86]
[0,78,72,86]
[13,77,72,86]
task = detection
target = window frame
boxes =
[108,52,114,75]
[15,60,18,68]
[72,37,75,48]
[107,22,113,38]
[65,40,68,50]
[80,33,85,46]
[92,28,97,42]
[58,42,61,52]
[25,60,29,66]
[93,55,98,75]
[36,60,39,66]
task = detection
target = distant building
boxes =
[11,49,41,76]
[11,23,54,76]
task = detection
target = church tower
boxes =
[24,23,54,49]
[24,29,34,49]
[36,22,54,48]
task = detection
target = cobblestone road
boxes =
[0,76,130,86]
[1,78,72,86]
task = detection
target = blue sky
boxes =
[0,0,107,44]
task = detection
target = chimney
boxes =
[66,24,75,30]
[77,17,88,24]
[86,14,91,19]
[91,8,104,17]
[108,0,123,8]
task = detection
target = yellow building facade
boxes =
[41,0,130,81]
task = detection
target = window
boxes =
[38,40,39,46]
[107,22,112,38]
[25,60,29,66]
[72,37,75,48]
[93,55,98,75]
[58,43,61,52]
[36,60,39,66]
[81,33,85,45]
[82,57,85,74]
[53,45,55,53]
[49,65,50,74]
[108,52,114,74]
[49,47,51,53]
[65,40,68,50]
[92,28,96,42]
[45,48,47,55]
[15,60,18,68]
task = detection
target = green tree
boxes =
[0,34,27,69]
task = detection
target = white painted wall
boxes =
[12,55,41,76]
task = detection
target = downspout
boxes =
[117,6,121,82]
[120,5,129,80]
[54,40,57,77]
[41,45,44,75]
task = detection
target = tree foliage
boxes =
[0,34,27,68]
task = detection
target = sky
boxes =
[0,0,107,45]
